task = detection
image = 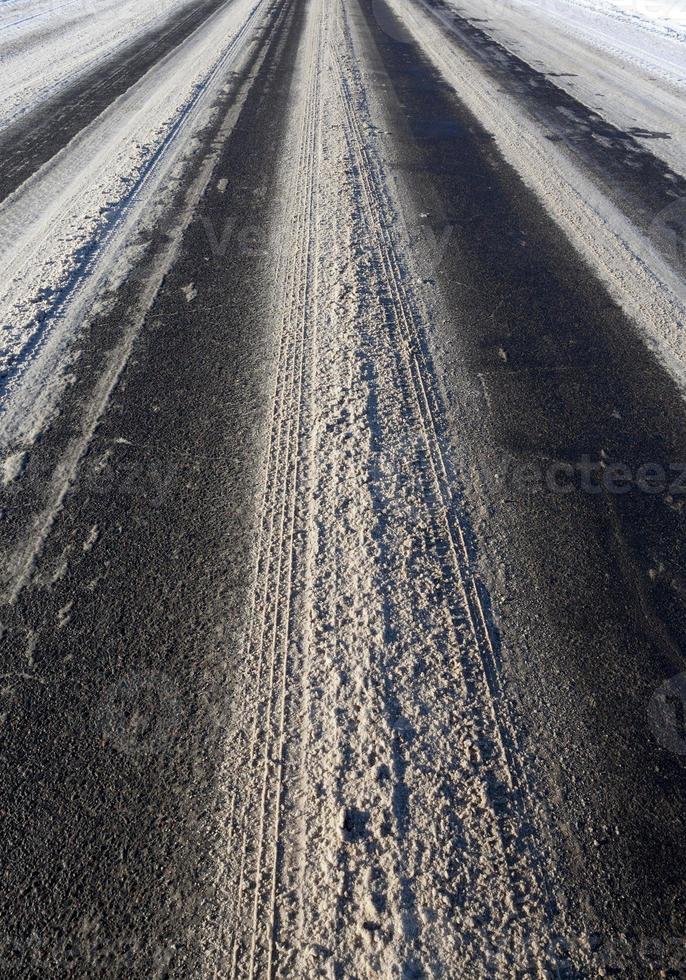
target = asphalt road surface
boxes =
[1,0,686,975]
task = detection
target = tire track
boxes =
[331,4,563,964]
[223,3,323,973]
[220,0,573,973]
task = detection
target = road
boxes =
[1,0,685,975]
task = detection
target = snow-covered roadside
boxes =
[441,0,686,175]
[388,0,686,383]
[561,0,686,42]
[0,0,264,452]
[0,0,202,131]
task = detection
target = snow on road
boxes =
[210,0,575,972]
[389,0,686,382]
[0,0,202,131]
[1,0,685,973]
[0,0,263,456]
[440,0,686,175]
